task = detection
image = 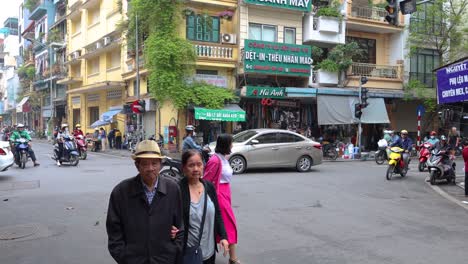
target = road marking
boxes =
[425,176,468,212]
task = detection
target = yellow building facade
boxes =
[60,0,126,135]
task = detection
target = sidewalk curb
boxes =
[424,176,468,212]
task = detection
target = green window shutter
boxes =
[186,15,195,40]
[211,17,220,43]
[196,15,203,41]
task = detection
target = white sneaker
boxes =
[57,161,61,167]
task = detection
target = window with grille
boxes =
[410,49,440,88]
[87,94,100,101]
[89,107,99,126]
[186,15,220,43]
[107,89,122,99]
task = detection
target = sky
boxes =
[0,0,21,32]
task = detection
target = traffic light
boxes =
[400,0,417,14]
[361,87,369,108]
[385,0,399,25]
[354,103,363,119]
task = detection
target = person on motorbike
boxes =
[425,131,439,145]
[433,135,456,175]
[182,125,202,152]
[56,124,71,166]
[10,123,40,166]
[73,124,84,137]
[390,130,413,170]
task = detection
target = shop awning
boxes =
[90,109,122,128]
[16,97,31,113]
[195,104,246,122]
[317,95,389,125]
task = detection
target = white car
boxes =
[0,141,14,171]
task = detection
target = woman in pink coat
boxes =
[203,134,241,264]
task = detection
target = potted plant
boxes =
[315,59,340,85]
[217,10,234,20]
[182,7,196,17]
[315,6,342,33]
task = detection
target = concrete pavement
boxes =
[1,142,468,263]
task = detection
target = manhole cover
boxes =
[0,224,38,240]
[0,180,40,191]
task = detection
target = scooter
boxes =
[418,142,432,172]
[375,139,388,165]
[75,135,88,160]
[320,138,338,160]
[159,146,211,182]
[52,135,80,166]
[427,149,456,185]
[386,147,407,180]
[14,138,30,169]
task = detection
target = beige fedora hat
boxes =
[131,140,166,160]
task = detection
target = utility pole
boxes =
[358,76,368,157]
[135,14,143,141]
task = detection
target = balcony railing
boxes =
[350,6,387,22]
[350,63,401,79]
[195,44,234,60]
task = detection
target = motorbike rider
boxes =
[433,135,456,176]
[390,130,413,170]
[425,131,439,145]
[56,124,71,166]
[10,123,40,166]
[182,125,202,152]
[73,124,84,137]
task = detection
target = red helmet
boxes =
[430,131,437,136]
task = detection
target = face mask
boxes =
[65,128,69,132]
[193,132,197,137]
[431,136,435,139]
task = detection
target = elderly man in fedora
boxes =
[106,140,184,264]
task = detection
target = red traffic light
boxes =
[131,100,145,113]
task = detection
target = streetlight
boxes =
[25,36,64,139]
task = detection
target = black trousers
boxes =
[15,148,37,162]
[203,254,216,264]
[108,137,114,149]
[115,136,122,149]
[465,171,468,195]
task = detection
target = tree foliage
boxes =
[408,0,468,63]
[128,0,235,109]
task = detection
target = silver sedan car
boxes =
[211,129,323,174]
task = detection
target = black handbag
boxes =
[183,184,208,264]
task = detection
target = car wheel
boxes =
[296,156,312,172]
[229,156,246,174]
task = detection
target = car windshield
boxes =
[233,130,258,143]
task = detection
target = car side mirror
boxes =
[250,139,259,145]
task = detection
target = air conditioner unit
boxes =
[103,36,111,46]
[221,33,237,44]
[96,41,102,49]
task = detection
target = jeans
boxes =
[402,153,410,170]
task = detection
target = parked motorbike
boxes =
[427,149,456,185]
[321,140,338,160]
[75,135,88,160]
[386,147,407,180]
[14,138,30,169]
[52,135,80,166]
[160,157,183,181]
[418,142,432,172]
[375,139,388,165]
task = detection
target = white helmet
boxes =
[185,125,195,131]
[61,124,69,128]
[17,123,25,128]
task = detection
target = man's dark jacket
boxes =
[106,175,184,264]
[178,178,228,254]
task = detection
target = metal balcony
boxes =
[350,63,402,79]
[29,1,48,21]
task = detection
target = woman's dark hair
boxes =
[181,149,203,167]
[215,134,233,155]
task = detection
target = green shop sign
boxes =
[244,39,312,77]
[194,107,246,122]
[244,0,312,12]
[246,86,285,98]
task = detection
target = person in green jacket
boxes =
[10,124,40,166]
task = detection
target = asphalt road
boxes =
[1,142,468,264]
